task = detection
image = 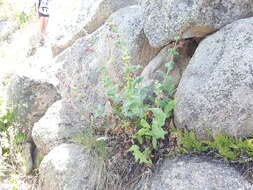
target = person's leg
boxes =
[41,17,49,40]
[39,16,45,41]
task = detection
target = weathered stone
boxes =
[6,75,61,140]
[55,6,159,128]
[33,147,44,169]
[143,155,252,190]
[141,39,198,88]
[32,100,83,155]
[141,0,253,47]
[175,18,253,139]
[39,144,97,190]
[49,0,138,56]
[21,142,33,174]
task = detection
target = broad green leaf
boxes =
[124,65,143,74]
[129,145,152,164]
[168,48,179,56]
[164,100,176,115]
[151,124,167,140]
[152,138,158,150]
[149,108,166,127]
[140,119,151,129]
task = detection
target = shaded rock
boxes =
[32,100,83,155]
[21,142,33,174]
[143,155,252,190]
[141,39,198,88]
[175,18,253,139]
[49,0,138,56]
[141,0,253,47]
[33,147,44,169]
[39,144,97,190]
[55,6,159,128]
[6,75,61,140]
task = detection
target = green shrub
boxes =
[93,25,182,165]
[97,49,179,164]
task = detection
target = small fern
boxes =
[175,128,253,163]
[175,129,208,153]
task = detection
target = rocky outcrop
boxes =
[175,17,253,139]
[141,0,253,47]
[49,0,138,56]
[32,100,83,155]
[39,144,97,190]
[5,75,60,174]
[144,155,252,190]
[7,75,61,139]
[55,5,159,128]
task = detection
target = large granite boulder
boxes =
[5,75,60,174]
[175,17,253,139]
[49,0,138,56]
[39,144,97,190]
[141,0,253,47]
[32,100,83,156]
[55,5,159,129]
[144,155,252,190]
[6,75,61,140]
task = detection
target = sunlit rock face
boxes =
[175,17,253,140]
[32,100,83,156]
[39,144,97,190]
[55,5,159,130]
[6,74,60,139]
[140,0,253,47]
[48,0,138,56]
[140,155,252,190]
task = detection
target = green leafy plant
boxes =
[0,110,15,133]
[174,129,208,153]
[16,11,31,26]
[98,53,177,165]
[95,25,181,165]
[14,132,27,144]
[129,145,152,164]
[207,135,253,162]
[174,128,253,163]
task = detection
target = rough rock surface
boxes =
[141,39,198,88]
[32,100,83,155]
[141,0,253,47]
[21,142,33,174]
[39,144,96,190]
[175,18,253,139]
[55,6,159,128]
[144,155,252,190]
[49,0,138,56]
[6,75,61,139]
